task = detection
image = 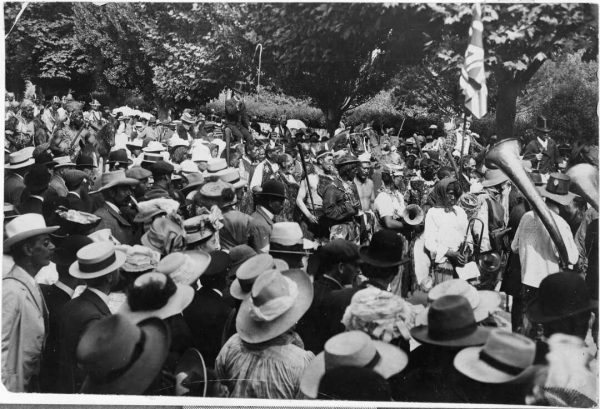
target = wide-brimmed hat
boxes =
[401,204,424,225]
[126,139,144,151]
[181,173,205,196]
[270,222,303,247]
[3,203,20,221]
[230,253,289,300]
[143,141,167,153]
[527,272,595,323]
[206,158,228,174]
[535,115,551,133]
[69,241,126,279]
[5,148,35,169]
[191,147,211,162]
[360,229,409,267]
[54,156,76,169]
[335,154,361,168]
[217,168,247,190]
[4,213,59,251]
[229,245,258,276]
[77,315,170,395]
[175,348,208,397]
[108,149,132,166]
[300,330,408,399]
[140,217,186,255]
[119,272,194,323]
[199,180,237,207]
[156,250,211,286]
[417,279,501,324]
[133,197,180,224]
[169,137,189,150]
[255,179,286,200]
[236,268,313,344]
[180,160,200,174]
[125,166,152,181]
[120,244,160,274]
[94,170,139,192]
[410,295,490,347]
[537,173,578,206]
[481,168,509,187]
[454,329,536,384]
[181,112,197,124]
[184,214,220,245]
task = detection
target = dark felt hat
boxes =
[537,172,577,206]
[24,164,51,192]
[335,154,361,168]
[255,180,286,199]
[360,229,409,267]
[527,272,595,323]
[76,154,97,170]
[203,250,232,277]
[63,169,89,191]
[35,151,57,168]
[107,149,132,165]
[410,295,490,347]
[52,234,94,266]
[150,160,175,176]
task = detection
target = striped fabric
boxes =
[459,3,488,119]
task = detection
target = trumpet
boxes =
[457,217,484,265]
[485,139,570,268]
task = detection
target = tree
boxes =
[5,2,93,96]
[431,3,597,139]
[244,3,438,135]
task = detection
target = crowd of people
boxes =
[2,90,598,405]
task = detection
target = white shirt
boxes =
[250,160,279,189]
[511,210,579,288]
[374,190,405,221]
[424,206,469,264]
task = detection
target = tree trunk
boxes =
[324,106,343,137]
[495,70,522,140]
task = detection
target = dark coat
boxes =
[522,137,559,174]
[17,194,44,215]
[322,178,360,224]
[296,275,346,354]
[39,284,72,393]
[93,202,136,245]
[55,289,111,393]
[65,192,92,213]
[183,287,233,367]
[4,172,26,207]
[248,207,274,253]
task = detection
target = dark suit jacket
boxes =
[39,284,72,393]
[248,207,274,253]
[522,137,559,174]
[183,287,233,367]
[65,192,91,213]
[94,202,136,245]
[4,173,26,207]
[17,194,44,215]
[56,289,111,393]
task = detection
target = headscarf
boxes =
[427,177,459,213]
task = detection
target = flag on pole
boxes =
[459,3,487,119]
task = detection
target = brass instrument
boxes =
[458,217,484,264]
[401,204,424,226]
[485,138,570,268]
[566,163,599,211]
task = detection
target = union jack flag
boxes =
[459,3,488,119]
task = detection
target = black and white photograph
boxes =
[1,1,599,406]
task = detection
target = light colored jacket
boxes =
[2,265,47,392]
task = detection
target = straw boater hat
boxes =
[77,314,170,395]
[410,295,490,347]
[53,156,76,169]
[4,214,59,251]
[236,268,312,344]
[537,173,578,206]
[119,272,194,323]
[230,253,289,300]
[300,330,408,399]
[3,203,20,222]
[183,214,220,245]
[217,168,247,190]
[5,148,35,170]
[143,141,167,153]
[415,279,501,325]
[69,242,126,279]
[454,329,536,384]
[156,250,211,286]
[94,170,139,193]
[181,173,205,197]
